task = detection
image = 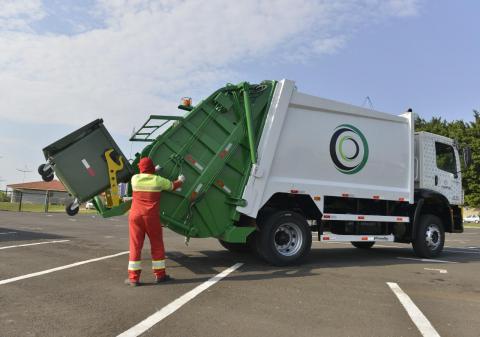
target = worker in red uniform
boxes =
[126,157,185,286]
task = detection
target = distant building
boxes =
[7,180,70,205]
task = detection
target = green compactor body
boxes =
[41,81,276,243]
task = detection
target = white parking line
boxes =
[397,257,457,264]
[445,245,480,249]
[117,262,243,337]
[444,249,480,255]
[0,251,128,286]
[0,232,17,235]
[424,268,448,274]
[387,282,440,337]
[370,244,404,248]
[0,240,70,250]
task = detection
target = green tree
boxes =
[0,191,10,202]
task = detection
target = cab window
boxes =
[435,142,456,174]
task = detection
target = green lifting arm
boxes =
[242,82,257,164]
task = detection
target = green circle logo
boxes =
[329,124,369,174]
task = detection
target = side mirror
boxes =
[463,146,472,168]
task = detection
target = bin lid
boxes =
[43,119,104,159]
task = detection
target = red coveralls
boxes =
[128,158,182,283]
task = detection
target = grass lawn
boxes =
[0,202,96,214]
[464,222,480,229]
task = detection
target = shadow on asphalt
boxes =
[164,246,480,284]
[0,227,67,243]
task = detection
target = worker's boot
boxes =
[125,278,140,287]
[155,274,173,283]
[126,270,141,286]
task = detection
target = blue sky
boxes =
[0,0,479,188]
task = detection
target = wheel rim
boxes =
[425,223,441,251]
[274,222,303,257]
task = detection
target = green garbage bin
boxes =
[42,119,134,203]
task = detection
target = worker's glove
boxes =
[155,165,161,173]
[178,174,186,182]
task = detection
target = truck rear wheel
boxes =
[257,211,311,266]
[412,214,445,258]
[351,241,375,249]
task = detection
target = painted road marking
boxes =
[0,232,17,235]
[368,244,404,248]
[397,257,457,264]
[445,245,478,249]
[387,282,441,337]
[0,240,70,250]
[0,251,128,286]
[424,268,448,274]
[444,249,480,255]
[117,262,243,337]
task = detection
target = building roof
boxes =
[7,180,68,192]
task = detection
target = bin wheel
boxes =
[66,202,79,216]
[351,241,375,249]
[256,211,311,266]
[38,164,53,176]
[42,172,54,182]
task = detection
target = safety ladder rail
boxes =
[130,115,184,142]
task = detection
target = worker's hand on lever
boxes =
[171,175,185,191]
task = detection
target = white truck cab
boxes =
[415,132,463,205]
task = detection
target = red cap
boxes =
[138,157,155,174]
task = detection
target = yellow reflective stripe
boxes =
[131,174,172,192]
[157,177,172,191]
[133,185,162,192]
[128,260,142,271]
[151,260,165,269]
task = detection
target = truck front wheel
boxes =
[257,211,311,266]
[412,214,445,258]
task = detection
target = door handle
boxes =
[435,175,438,186]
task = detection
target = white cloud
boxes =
[381,0,420,17]
[0,0,421,134]
[0,0,45,30]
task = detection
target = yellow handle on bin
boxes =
[104,149,124,208]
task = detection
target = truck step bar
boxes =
[322,214,410,223]
[319,232,394,242]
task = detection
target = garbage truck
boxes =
[39,79,471,266]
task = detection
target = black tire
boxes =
[38,164,53,176]
[42,172,54,182]
[256,211,312,266]
[351,241,375,249]
[218,239,251,253]
[65,202,79,216]
[412,214,445,258]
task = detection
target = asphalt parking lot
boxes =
[1,211,479,337]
